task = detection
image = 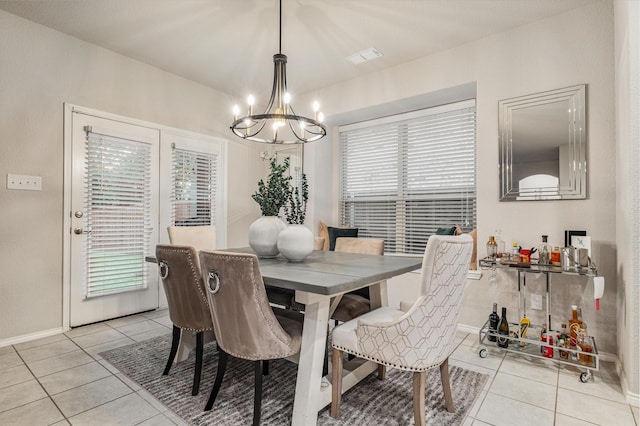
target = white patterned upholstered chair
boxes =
[330,234,473,425]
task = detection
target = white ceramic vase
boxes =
[248,216,286,258]
[277,224,315,262]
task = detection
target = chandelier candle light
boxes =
[230,0,326,144]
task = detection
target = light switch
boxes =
[7,174,42,191]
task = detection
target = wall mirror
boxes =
[499,84,586,201]
[260,144,304,189]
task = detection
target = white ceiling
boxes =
[0,0,597,100]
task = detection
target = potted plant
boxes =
[278,172,315,262]
[248,157,292,258]
[252,156,292,216]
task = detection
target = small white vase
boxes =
[277,224,314,262]
[249,216,286,258]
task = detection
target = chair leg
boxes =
[439,357,455,413]
[330,348,343,418]
[163,325,181,375]
[192,331,203,395]
[253,360,264,426]
[204,349,228,411]
[377,364,386,380]
[412,371,426,426]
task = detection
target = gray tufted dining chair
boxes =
[155,244,215,396]
[199,250,303,426]
[330,234,473,426]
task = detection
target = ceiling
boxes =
[0,0,596,102]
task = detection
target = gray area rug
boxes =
[100,334,488,425]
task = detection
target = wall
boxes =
[614,0,640,401]
[0,11,259,341]
[311,1,619,355]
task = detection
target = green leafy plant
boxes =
[252,157,292,216]
[285,172,308,224]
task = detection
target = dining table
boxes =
[234,247,422,425]
[154,247,423,425]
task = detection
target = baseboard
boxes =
[615,358,640,406]
[0,327,64,348]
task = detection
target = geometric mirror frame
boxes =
[499,84,587,201]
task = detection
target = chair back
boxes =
[167,225,216,252]
[334,237,384,255]
[357,234,472,370]
[199,250,300,360]
[155,244,213,331]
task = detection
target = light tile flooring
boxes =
[1,309,638,425]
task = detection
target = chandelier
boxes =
[230,0,326,144]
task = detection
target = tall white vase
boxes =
[248,216,286,258]
[277,224,314,262]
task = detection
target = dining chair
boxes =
[331,237,385,323]
[167,224,216,253]
[155,244,215,396]
[330,234,473,425]
[199,250,303,425]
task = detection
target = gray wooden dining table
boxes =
[229,248,423,426]
[156,247,423,425]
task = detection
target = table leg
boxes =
[291,292,330,426]
[369,279,388,309]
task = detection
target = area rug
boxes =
[100,334,488,425]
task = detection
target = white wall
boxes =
[614,0,640,401]
[311,1,619,357]
[0,11,260,340]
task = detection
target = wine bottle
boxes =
[488,303,499,342]
[497,307,510,348]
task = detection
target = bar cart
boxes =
[478,257,601,383]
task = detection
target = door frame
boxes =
[62,103,228,331]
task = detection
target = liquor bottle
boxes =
[511,242,520,261]
[519,314,530,347]
[488,303,500,342]
[568,305,583,347]
[550,246,561,265]
[558,323,569,360]
[497,307,510,348]
[486,236,498,259]
[539,235,551,264]
[577,327,594,365]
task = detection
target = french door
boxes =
[66,107,226,327]
[69,114,160,326]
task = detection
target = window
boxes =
[171,145,218,226]
[339,100,476,255]
[84,130,153,297]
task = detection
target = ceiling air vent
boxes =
[346,47,383,64]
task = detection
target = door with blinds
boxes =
[69,114,160,327]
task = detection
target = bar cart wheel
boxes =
[580,371,590,383]
[479,349,487,358]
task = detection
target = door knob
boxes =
[73,227,90,235]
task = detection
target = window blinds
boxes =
[84,131,152,298]
[339,100,476,255]
[171,145,217,227]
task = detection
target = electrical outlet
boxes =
[531,294,543,310]
[7,174,42,191]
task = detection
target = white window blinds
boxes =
[339,100,476,255]
[84,131,152,297]
[171,145,218,226]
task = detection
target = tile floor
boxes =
[0,309,638,425]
